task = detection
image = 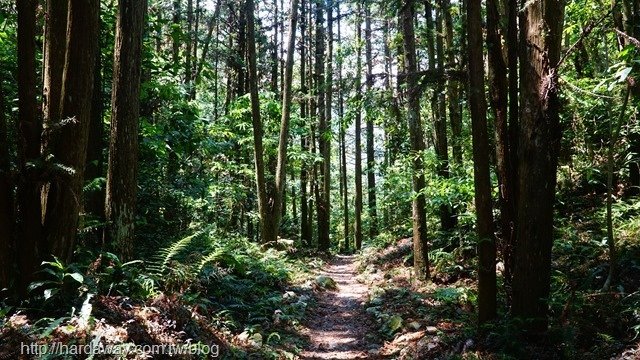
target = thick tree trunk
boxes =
[511,0,565,332]
[42,0,100,263]
[315,0,330,252]
[17,0,42,290]
[401,0,430,280]
[364,3,378,240]
[468,0,496,323]
[104,0,146,260]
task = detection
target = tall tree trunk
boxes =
[185,0,193,86]
[364,2,378,239]
[84,37,106,239]
[195,1,221,85]
[401,0,430,280]
[271,0,279,94]
[17,0,42,291]
[272,0,300,242]
[383,18,404,167]
[511,0,565,332]
[468,0,496,323]
[104,0,146,260]
[172,0,181,73]
[299,0,312,244]
[354,3,364,251]
[443,0,462,166]
[237,7,247,97]
[315,0,330,251]
[487,0,515,302]
[435,0,455,231]
[337,1,349,251]
[603,86,631,291]
[247,0,299,245]
[42,0,100,262]
[0,84,13,289]
[246,0,269,243]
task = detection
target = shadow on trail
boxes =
[299,255,385,360]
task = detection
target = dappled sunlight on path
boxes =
[299,255,383,359]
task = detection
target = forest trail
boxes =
[299,255,381,359]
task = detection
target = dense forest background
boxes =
[1,0,640,358]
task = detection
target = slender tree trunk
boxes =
[315,0,330,251]
[603,86,631,291]
[84,38,106,236]
[401,0,430,280]
[271,0,279,94]
[247,0,299,245]
[246,0,269,243]
[299,0,312,244]
[511,0,565,332]
[104,0,146,260]
[195,1,221,85]
[185,0,193,92]
[0,84,13,289]
[17,0,42,291]
[272,0,300,242]
[435,0,455,231]
[43,0,101,263]
[487,0,515,302]
[383,19,403,165]
[364,3,378,239]
[172,0,181,73]
[443,0,462,166]
[468,0,496,323]
[354,3,364,251]
[337,1,349,251]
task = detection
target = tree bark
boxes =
[104,0,146,260]
[443,0,462,166]
[247,0,299,245]
[435,0,455,231]
[0,83,13,289]
[468,0,496,323]
[354,3,364,251]
[511,0,565,332]
[487,0,515,302]
[315,0,330,252]
[84,33,106,239]
[299,0,312,244]
[42,0,101,263]
[172,0,181,73]
[401,0,430,280]
[16,0,42,290]
[364,2,378,239]
[337,1,349,251]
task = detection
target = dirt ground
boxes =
[299,255,383,359]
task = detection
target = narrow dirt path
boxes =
[299,255,381,359]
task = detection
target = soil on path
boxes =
[299,255,383,359]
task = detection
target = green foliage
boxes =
[28,258,88,310]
